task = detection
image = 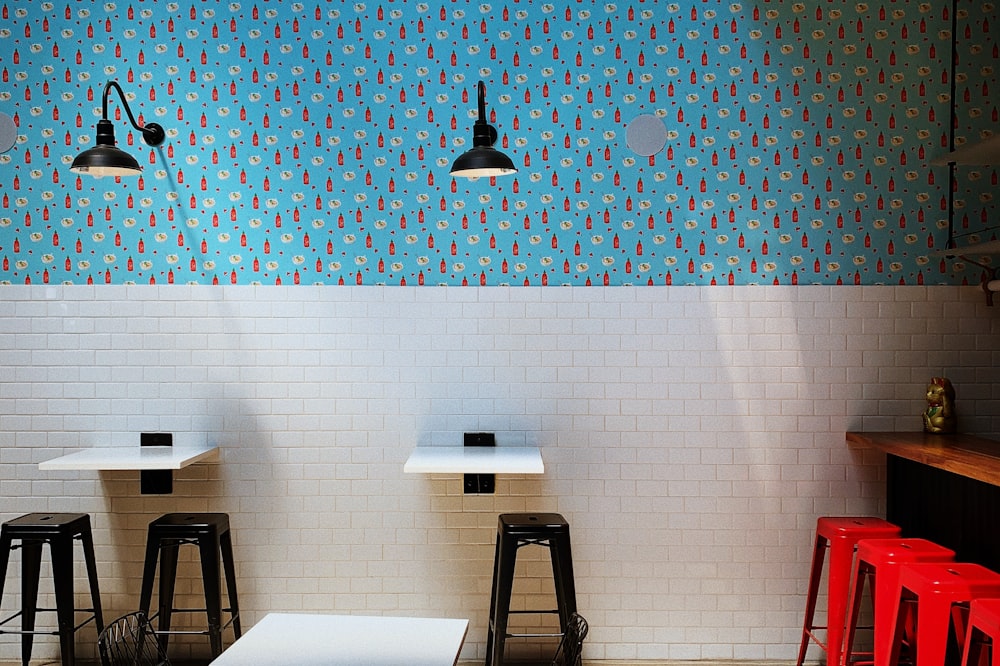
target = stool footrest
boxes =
[506,632,566,639]
[0,610,99,635]
[148,612,239,629]
[803,628,828,650]
[150,607,238,615]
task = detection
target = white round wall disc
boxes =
[0,113,16,154]
[625,113,668,157]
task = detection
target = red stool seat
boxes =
[843,538,955,666]
[888,563,1000,666]
[797,517,901,666]
[959,598,1000,666]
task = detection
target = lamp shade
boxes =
[70,145,143,177]
[71,120,144,176]
[450,145,517,178]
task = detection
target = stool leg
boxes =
[549,536,577,633]
[888,593,912,666]
[79,525,104,633]
[198,534,224,657]
[19,539,43,666]
[842,561,870,666]
[484,535,502,666]
[953,604,972,651]
[873,563,916,666]
[487,537,518,666]
[50,535,77,666]
[0,529,12,605]
[959,623,981,666]
[797,533,828,666]
[486,532,500,666]
[220,529,241,639]
[156,540,181,651]
[912,596,956,666]
[826,535,856,666]
[138,533,160,620]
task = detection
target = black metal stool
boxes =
[138,513,241,658]
[0,512,104,666]
[485,513,577,666]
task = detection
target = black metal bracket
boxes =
[140,432,173,494]
[464,432,495,494]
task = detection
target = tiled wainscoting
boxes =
[1,285,998,663]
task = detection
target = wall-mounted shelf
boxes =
[929,239,1000,257]
[930,133,1000,166]
[403,447,544,474]
[40,440,218,494]
[39,444,219,471]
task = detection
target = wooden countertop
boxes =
[848,431,1000,487]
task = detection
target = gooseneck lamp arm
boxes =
[101,80,165,147]
[471,81,496,147]
[70,80,165,177]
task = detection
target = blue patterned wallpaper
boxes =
[0,0,997,286]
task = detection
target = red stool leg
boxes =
[912,594,958,666]
[843,558,874,666]
[958,620,981,666]
[960,599,1000,666]
[994,626,1000,666]
[826,531,857,666]
[797,531,828,666]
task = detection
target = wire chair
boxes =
[98,611,171,666]
[552,612,588,666]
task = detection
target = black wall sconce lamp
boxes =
[450,80,517,179]
[71,81,165,177]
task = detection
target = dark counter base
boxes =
[887,454,1000,571]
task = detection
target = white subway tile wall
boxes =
[0,285,998,663]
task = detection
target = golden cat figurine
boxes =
[922,377,956,434]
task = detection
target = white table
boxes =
[208,613,469,666]
[404,446,543,474]
[39,445,219,470]
[39,444,219,494]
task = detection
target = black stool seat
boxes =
[0,512,104,666]
[138,513,241,659]
[486,513,578,666]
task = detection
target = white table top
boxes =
[403,446,544,474]
[38,445,219,471]
[208,613,469,666]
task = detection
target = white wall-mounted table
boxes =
[39,445,219,471]
[39,444,219,494]
[208,613,469,666]
[403,446,543,474]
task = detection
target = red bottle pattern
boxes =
[0,3,996,285]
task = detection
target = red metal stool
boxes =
[959,598,1000,666]
[842,538,955,666]
[888,563,1000,666]
[796,517,901,666]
